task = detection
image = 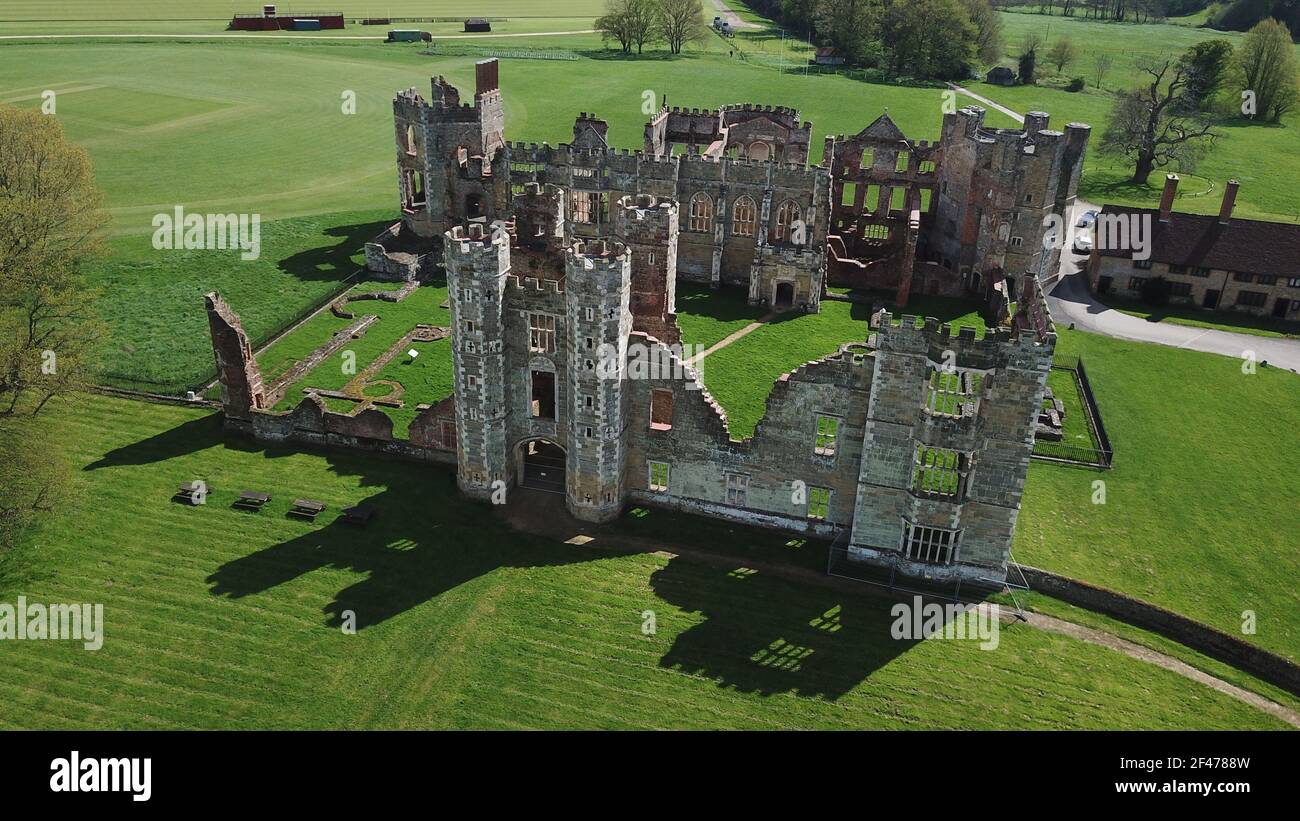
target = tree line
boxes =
[596,0,709,55]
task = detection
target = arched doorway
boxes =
[774,282,795,310]
[515,439,565,494]
[465,192,484,219]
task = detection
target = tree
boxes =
[961,0,1004,65]
[596,0,658,54]
[656,0,708,55]
[1098,56,1219,184]
[1236,18,1298,123]
[1018,31,1044,84]
[1092,52,1114,88]
[1175,39,1233,113]
[1047,36,1078,73]
[813,0,880,66]
[0,104,107,550]
[880,0,978,80]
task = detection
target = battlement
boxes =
[568,238,626,261]
[877,310,1053,368]
[444,223,509,268]
[505,273,565,294]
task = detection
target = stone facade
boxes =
[387,61,1088,312]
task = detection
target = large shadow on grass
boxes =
[649,557,919,700]
[89,409,930,700]
[276,219,396,283]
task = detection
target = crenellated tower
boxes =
[612,194,681,345]
[445,222,512,500]
[564,239,633,523]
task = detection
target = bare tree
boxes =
[656,0,708,55]
[597,0,659,54]
[1091,52,1113,89]
[1099,56,1218,184]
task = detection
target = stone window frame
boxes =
[725,472,749,507]
[806,485,831,520]
[648,461,670,492]
[732,195,757,237]
[1128,276,1146,291]
[405,124,418,156]
[688,192,713,233]
[1237,290,1267,308]
[649,388,674,431]
[1134,259,1153,270]
[900,520,959,566]
[813,414,840,457]
[528,312,556,354]
[912,444,969,500]
[1008,236,1023,248]
[772,199,801,243]
[923,364,984,419]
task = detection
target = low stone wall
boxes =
[230,395,456,466]
[1015,563,1300,696]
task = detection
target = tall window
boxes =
[901,522,958,565]
[529,313,556,354]
[571,191,593,224]
[913,445,967,498]
[925,368,981,417]
[405,125,417,155]
[814,415,839,456]
[732,195,756,237]
[689,192,713,232]
[648,461,670,492]
[725,473,749,507]
[773,199,801,243]
[807,486,831,520]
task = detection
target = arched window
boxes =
[773,199,801,243]
[732,195,756,237]
[688,192,713,233]
[747,141,770,162]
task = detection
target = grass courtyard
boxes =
[0,393,1287,730]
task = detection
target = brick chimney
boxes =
[475,58,499,97]
[1219,179,1239,224]
[1158,173,1178,223]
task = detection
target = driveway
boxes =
[1047,201,1300,373]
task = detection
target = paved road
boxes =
[947,83,1025,124]
[1048,201,1300,373]
[708,0,762,30]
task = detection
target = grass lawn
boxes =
[1016,328,1300,662]
[686,294,984,439]
[0,393,1285,729]
[1096,294,1300,340]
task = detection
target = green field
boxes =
[0,1,606,20]
[1016,329,1300,662]
[0,393,1286,730]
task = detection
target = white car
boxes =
[1075,209,1099,229]
[1072,232,1094,253]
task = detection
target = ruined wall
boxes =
[613,194,681,344]
[205,292,267,419]
[624,336,873,536]
[848,293,1055,583]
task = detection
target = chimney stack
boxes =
[1158,173,1179,223]
[1219,179,1239,224]
[475,58,499,97]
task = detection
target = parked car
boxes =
[1075,209,1099,228]
[1072,231,1094,253]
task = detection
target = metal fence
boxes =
[1031,355,1113,469]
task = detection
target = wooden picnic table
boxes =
[289,499,327,520]
[233,491,272,511]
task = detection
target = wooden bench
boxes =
[233,491,271,511]
[341,505,376,526]
[173,481,209,505]
[288,499,326,520]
